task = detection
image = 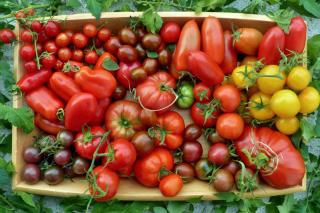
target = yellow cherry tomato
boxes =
[275,117,300,135]
[249,92,275,120]
[298,86,320,114]
[287,66,311,91]
[231,65,255,89]
[270,89,300,118]
[257,65,286,95]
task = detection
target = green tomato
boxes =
[177,82,194,109]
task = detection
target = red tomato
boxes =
[37,30,49,43]
[24,61,37,73]
[98,27,111,42]
[40,54,57,69]
[104,36,122,55]
[102,138,137,176]
[202,16,224,64]
[72,49,84,62]
[153,111,185,150]
[17,68,52,93]
[25,86,64,121]
[234,126,305,189]
[31,21,42,33]
[72,33,88,49]
[58,47,72,62]
[84,50,99,64]
[89,97,111,126]
[105,100,144,140]
[190,102,220,128]
[188,51,224,87]
[208,143,230,166]
[20,29,33,43]
[74,126,107,160]
[136,72,176,113]
[213,84,241,113]
[221,30,237,74]
[83,23,97,38]
[44,21,61,38]
[134,148,174,187]
[94,52,117,70]
[20,44,35,61]
[64,92,98,131]
[160,22,181,43]
[116,61,141,89]
[44,40,58,53]
[49,72,81,101]
[65,30,74,40]
[173,19,200,71]
[55,32,70,47]
[258,26,285,65]
[216,113,244,140]
[75,66,116,99]
[34,113,64,135]
[0,29,16,43]
[193,82,212,103]
[285,16,307,54]
[159,174,183,197]
[89,166,119,202]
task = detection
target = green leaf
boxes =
[0,104,34,133]
[153,206,167,213]
[215,192,239,202]
[277,194,295,213]
[267,9,295,33]
[60,196,91,213]
[307,35,320,65]
[193,0,227,12]
[0,157,14,174]
[300,117,316,143]
[14,191,35,208]
[140,8,163,33]
[0,60,14,101]
[67,0,81,8]
[146,50,159,58]
[166,44,176,53]
[87,0,103,19]
[167,201,189,213]
[102,58,119,71]
[299,0,320,18]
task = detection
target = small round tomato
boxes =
[44,40,58,53]
[142,58,158,75]
[117,45,138,63]
[44,21,61,38]
[24,61,37,73]
[31,21,42,33]
[223,161,240,175]
[275,117,300,135]
[119,28,137,46]
[142,33,162,51]
[234,28,263,55]
[174,163,195,183]
[89,166,119,202]
[212,169,234,192]
[104,36,121,55]
[184,124,202,141]
[20,29,33,43]
[20,44,35,61]
[37,30,49,43]
[72,33,88,49]
[213,84,241,113]
[160,22,181,43]
[55,32,70,47]
[193,83,212,103]
[98,27,111,42]
[249,92,275,120]
[231,65,255,89]
[159,174,183,197]
[177,82,194,109]
[257,65,286,95]
[65,30,74,40]
[158,49,171,66]
[182,141,203,163]
[206,129,225,144]
[72,49,84,62]
[287,66,311,91]
[190,102,220,128]
[195,159,212,180]
[298,86,320,115]
[130,67,147,82]
[216,113,244,140]
[208,143,230,166]
[270,89,300,118]
[0,29,16,43]
[85,50,98,64]
[131,131,155,157]
[58,47,72,62]
[83,23,97,38]
[41,54,57,69]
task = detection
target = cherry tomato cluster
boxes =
[16,14,318,201]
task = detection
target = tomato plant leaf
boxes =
[167,201,189,213]
[215,192,240,202]
[140,8,163,33]
[102,58,119,71]
[267,9,295,33]
[146,50,159,58]
[67,0,82,8]
[299,0,320,18]
[300,117,316,143]
[153,206,167,213]
[14,191,36,208]
[307,35,320,65]
[0,60,14,101]
[277,194,295,213]
[86,0,103,19]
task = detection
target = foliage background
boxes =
[0,0,320,212]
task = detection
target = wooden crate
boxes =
[12,12,306,200]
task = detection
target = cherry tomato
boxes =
[37,30,49,43]
[213,84,241,113]
[131,67,147,82]
[83,23,97,38]
[23,147,41,163]
[249,92,275,121]
[131,131,155,157]
[31,21,42,33]
[193,83,212,103]
[0,29,16,43]
[270,89,300,118]
[98,27,111,42]
[20,44,35,61]
[158,49,171,66]
[160,22,181,43]
[20,29,33,43]
[174,162,195,183]
[142,58,158,75]
[298,86,320,115]
[234,28,263,55]
[223,161,240,175]
[117,45,138,63]
[35,114,64,135]
[159,174,183,197]
[184,124,202,141]
[72,33,88,49]
[24,61,37,73]
[44,21,61,38]
[72,49,84,62]
[276,117,300,135]
[231,65,255,89]
[117,61,141,89]
[257,65,286,95]
[208,143,230,166]
[41,54,57,69]
[85,50,99,64]
[190,102,220,128]
[72,157,89,175]
[213,169,234,192]
[216,113,244,140]
[22,164,40,184]
[119,28,137,46]
[58,47,72,62]
[287,66,311,91]
[182,141,203,163]
[104,36,121,55]
[44,40,58,53]
[142,33,162,51]
[55,32,70,47]
[207,129,225,144]
[195,159,212,181]
[112,84,126,100]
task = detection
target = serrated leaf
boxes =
[146,50,158,58]
[87,0,103,19]
[140,8,163,33]
[267,9,295,33]
[167,201,189,213]
[14,191,35,208]
[0,104,34,133]
[277,194,295,213]
[300,117,316,143]
[102,58,119,71]
[0,60,14,101]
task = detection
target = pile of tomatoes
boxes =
[15,14,319,200]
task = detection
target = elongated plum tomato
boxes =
[159,174,183,197]
[221,30,237,74]
[17,68,52,93]
[35,114,64,135]
[285,16,307,54]
[49,72,81,101]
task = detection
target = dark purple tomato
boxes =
[64,165,76,178]
[223,161,240,175]
[207,130,225,144]
[119,28,137,46]
[142,33,161,51]
[212,169,234,192]
[72,157,89,175]
[136,43,146,59]
[54,149,71,166]
[23,147,41,163]
[158,49,171,66]
[22,164,40,184]
[130,67,147,82]
[112,84,126,100]
[174,162,195,183]
[184,124,202,141]
[142,58,158,75]
[195,159,212,181]
[131,131,155,157]
[182,141,203,163]
[43,166,64,185]
[135,28,146,41]
[104,36,121,56]
[117,45,138,63]
[56,130,74,148]
[208,143,230,166]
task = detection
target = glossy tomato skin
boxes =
[0,29,16,43]
[105,100,144,140]
[41,54,57,69]
[182,141,203,163]
[104,36,122,55]
[58,47,72,62]
[134,148,174,187]
[31,21,42,33]
[20,44,35,61]
[190,102,220,128]
[193,83,212,103]
[24,61,37,73]
[83,23,97,38]
[285,16,307,54]
[188,51,224,87]
[17,68,52,93]
[49,72,81,101]
[216,113,244,140]
[159,174,183,197]
[131,131,155,157]
[72,33,88,49]
[184,124,202,141]
[202,16,224,64]
[98,27,111,42]
[136,72,176,113]
[102,138,137,176]
[44,41,58,53]
[75,66,116,99]
[258,26,285,65]
[208,143,230,166]
[221,30,238,74]
[34,113,64,135]
[154,111,185,150]
[213,84,241,113]
[174,163,195,183]
[20,29,33,43]
[55,32,70,47]
[64,92,98,131]
[212,169,234,192]
[94,52,117,70]
[116,61,141,89]
[25,86,64,121]
[89,98,111,126]
[174,19,200,70]
[140,109,158,127]
[74,126,107,160]
[44,21,61,38]
[85,50,99,64]
[234,28,263,55]
[234,126,305,189]
[89,166,119,202]
[160,22,181,43]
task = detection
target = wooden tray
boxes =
[12,12,306,200]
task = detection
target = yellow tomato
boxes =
[287,66,311,91]
[231,65,255,89]
[298,86,320,114]
[275,117,300,135]
[249,92,275,120]
[257,65,286,95]
[270,89,300,118]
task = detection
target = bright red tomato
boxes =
[72,33,88,49]
[17,68,52,93]
[24,61,37,73]
[213,84,241,113]
[49,72,81,101]
[31,21,42,33]
[159,174,183,197]
[40,54,57,69]
[234,126,305,189]
[193,83,212,103]
[216,113,244,140]
[83,23,97,38]
[85,50,99,64]
[190,102,220,128]
[72,49,84,62]
[98,27,111,42]
[34,113,64,135]
[208,143,230,166]
[89,98,111,126]
[160,22,181,43]
[55,32,70,47]
[20,29,33,43]
[116,61,141,89]
[285,16,307,54]
[58,47,72,62]
[44,21,61,38]
[221,30,237,74]
[44,40,58,53]
[20,44,35,61]
[0,29,16,43]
